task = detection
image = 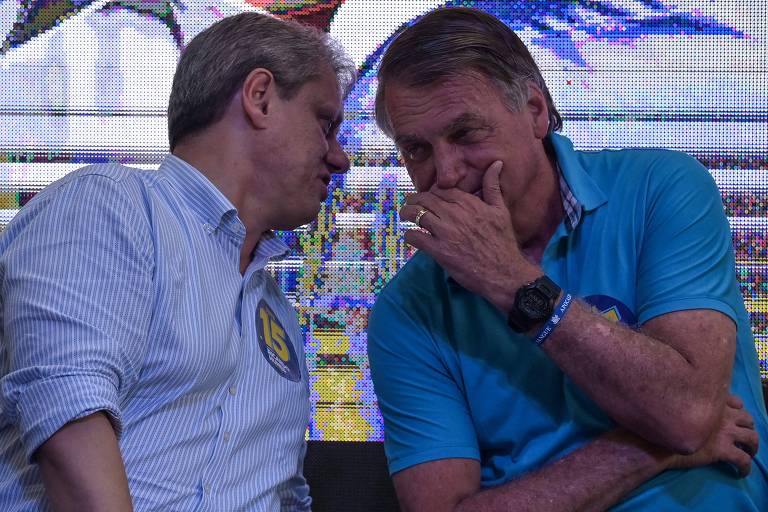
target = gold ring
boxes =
[414,208,430,227]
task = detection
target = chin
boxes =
[275,205,321,231]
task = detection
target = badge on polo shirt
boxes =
[256,299,301,381]
[583,295,638,327]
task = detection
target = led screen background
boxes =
[1,0,766,442]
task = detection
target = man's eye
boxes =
[451,127,476,141]
[401,146,426,162]
[319,117,334,136]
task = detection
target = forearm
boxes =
[540,302,731,452]
[36,412,133,512]
[455,430,672,512]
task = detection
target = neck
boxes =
[173,134,269,274]
[515,157,564,264]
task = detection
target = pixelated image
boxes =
[1,0,766,441]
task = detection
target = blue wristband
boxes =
[533,293,573,346]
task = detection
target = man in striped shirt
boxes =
[0,12,354,511]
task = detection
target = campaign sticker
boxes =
[256,299,301,381]
[582,295,637,327]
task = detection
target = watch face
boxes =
[519,289,550,320]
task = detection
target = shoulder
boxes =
[585,146,707,181]
[0,164,157,250]
[21,163,157,210]
[597,147,709,185]
[74,162,149,181]
[578,148,717,208]
[374,251,445,314]
[26,163,156,210]
[368,251,446,342]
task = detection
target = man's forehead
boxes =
[298,72,343,109]
[386,73,500,122]
[393,110,485,144]
[393,70,500,100]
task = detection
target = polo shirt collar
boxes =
[159,154,237,229]
[550,133,608,218]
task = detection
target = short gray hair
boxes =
[374,7,562,138]
[168,12,356,150]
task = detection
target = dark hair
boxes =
[375,7,562,137]
[168,12,356,150]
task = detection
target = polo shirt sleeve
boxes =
[0,171,154,462]
[635,152,738,325]
[367,288,479,476]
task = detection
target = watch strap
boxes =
[533,292,573,345]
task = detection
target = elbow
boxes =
[657,403,720,455]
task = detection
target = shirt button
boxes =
[223,431,231,442]
[204,483,212,494]
[228,386,237,396]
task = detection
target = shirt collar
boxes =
[556,161,582,231]
[159,154,237,229]
[251,231,290,270]
[550,133,608,228]
[160,155,289,270]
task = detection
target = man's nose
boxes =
[433,143,466,189]
[327,137,350,174]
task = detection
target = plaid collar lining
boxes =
[557,160,582,231]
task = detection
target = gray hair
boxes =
[168,12,356,150]
[374,7,562,138]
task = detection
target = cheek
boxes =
[458,146,501,185]
[319,135,330,156]
[405,164,433,192]
[467,140,506,165]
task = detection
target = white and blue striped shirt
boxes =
[0,155,311,511]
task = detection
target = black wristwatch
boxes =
[507,275,561,333]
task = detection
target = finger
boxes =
[734,429,760,457]
[404,191,433,206]
[403,226,437,252]
[399,204,439,233]
[481,160,504,207]
[725,448,752,477]
[399,203,427,222]
[717,437,753,478]
[733,409,755,429]
[403,192,453,222]
[726,394,744,409]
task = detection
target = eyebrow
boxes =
[443,112,486,134]
[317,101,344,125]
[394,112,487,146]
[394,134,421,147]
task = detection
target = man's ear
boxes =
[242,68,276,129]
[526,83,550,140]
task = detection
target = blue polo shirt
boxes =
[368,134,768,510]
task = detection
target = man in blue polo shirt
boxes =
[367,7,768,511]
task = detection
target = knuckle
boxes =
[739,457,752,476]
[734,409,751,424]
[749,432,760,451]
[728,395,744,409]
